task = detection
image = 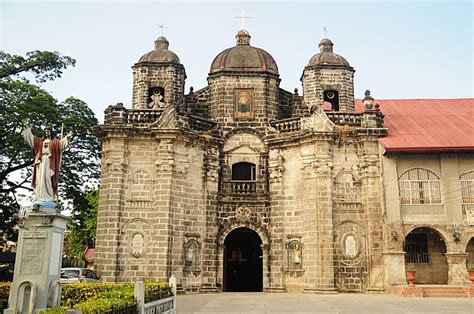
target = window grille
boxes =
[398,168,441,204]
[335,173,360,202]
[460,171,474,203]
[404,233,429,263]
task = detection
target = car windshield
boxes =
[60,269,80,278]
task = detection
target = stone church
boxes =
[94,29,474,294]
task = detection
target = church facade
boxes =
[94,30,474,293]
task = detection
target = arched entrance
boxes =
[224,227,263,292]
[404,227,448,284]
[467,237,474,268]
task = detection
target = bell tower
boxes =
[302,38,355,111]
[131,36,186,109]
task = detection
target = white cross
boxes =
[159,24,166,36]
[235,10,253,30]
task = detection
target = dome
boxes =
[210,30,279,75]
[307,38,350,67]
[137,36,180,64]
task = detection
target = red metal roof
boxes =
[353,98,474,153]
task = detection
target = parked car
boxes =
[60,267,100,283]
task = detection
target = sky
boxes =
[1,1,473,122]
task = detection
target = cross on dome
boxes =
[234,10,253,30]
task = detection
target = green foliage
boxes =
[0,50,100,242]
[63,189,99,265]
[0,282,11,311]
[145,281,173,302]
[41,281,171,313]
[0,50,75,83]
[0,281,172,313]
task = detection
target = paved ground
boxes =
[177,292,474,313]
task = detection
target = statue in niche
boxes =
[288,240,302,270]
[294,243,302,264]
[184,240,199,268]
[148,88,164,110]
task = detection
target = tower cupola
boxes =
[132,36,186,109]
[302,38,355,112]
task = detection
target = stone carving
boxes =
[235,206,251,221]
[301,104,335,132]
[343,235,358,258]
[131,232,145,258]
[268,149,285,182]
[151,102,176,129]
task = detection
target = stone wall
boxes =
[207,74,280,133]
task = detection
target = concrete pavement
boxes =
[177,292,474,313]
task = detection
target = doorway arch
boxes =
[224,227,263,292]
[404,227,448,284]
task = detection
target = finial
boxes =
[324,26,327,38]
[363,90,374,110]
[235,10,253,30]
[154,36,169,50]
[294,88,299,96]
[189,86,194,94]
[319,38,334,53]
[235,29,251,46]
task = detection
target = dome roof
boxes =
[210,30,279,75]
[307,38,350,67]
[137,36,180,64]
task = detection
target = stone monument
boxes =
[5,121,72,313]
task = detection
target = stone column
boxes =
[360,141,385,292]
[267,148,286,292]
[6,212,69,313]
[383,251,408,286]
[200,147,220,292]
[313,155,337,293]
[446,253,470,285]
[95,134,128,282]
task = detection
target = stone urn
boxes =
[406,270,416,287]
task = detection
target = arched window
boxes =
[460,171,474,204]
[335,172,360,202]
[398,168,441,204]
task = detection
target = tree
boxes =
[63,189,99,267]
[0,50,100,241]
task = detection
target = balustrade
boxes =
[270,117,301,133]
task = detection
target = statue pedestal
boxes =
[5,210,69,313]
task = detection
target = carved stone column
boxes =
[267,148,286,292]
[446,253,470,285]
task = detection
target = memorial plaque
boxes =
[20,239,44,274]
